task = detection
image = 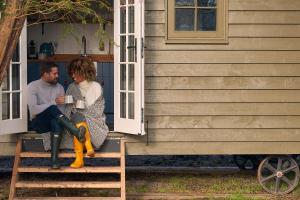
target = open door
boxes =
[0,21,27,135]
[114,0,145,135]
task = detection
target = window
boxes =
[166,0,228,43]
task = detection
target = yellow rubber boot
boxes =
[85,128,95,157]
[70,137,84,168]
[76,122,95,158]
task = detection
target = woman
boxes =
[64,57,109,168]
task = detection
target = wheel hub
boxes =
[276,171,283,178]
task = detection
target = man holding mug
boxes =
[27,62,85,169]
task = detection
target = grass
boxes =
[2,171,300,199]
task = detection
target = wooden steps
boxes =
[9,137,126,200]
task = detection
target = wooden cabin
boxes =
[1,0,300,156]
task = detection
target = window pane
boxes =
[120,92,126,118]
[120,64,126,90]
[120,0,126,6]
[128,64,134,91]
[2,93,10,120]
[120,7,126,34]
[198,0,216,7]
[12,42,20,62]
[12,93,20,119]
[128,6,135,33]
[12,64,20,90]
[197,9,216,31]
[128,93,134,119]
[175,0,195,6]
[175,9,195,31]
[129,0,134,5]
[128,36,135,62]
[1,69,9,91]
[120,36,126,62]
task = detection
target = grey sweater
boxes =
[27,79,65,120]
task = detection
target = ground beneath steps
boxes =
[0,170,299,200]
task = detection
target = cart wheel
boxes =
[257,156,299,194]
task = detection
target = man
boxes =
[28,62,85,169]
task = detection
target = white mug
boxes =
[76,100,85,109]
[64,95,74,104]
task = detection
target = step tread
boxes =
[14,197,121,200]
[20,152,121,158]
[18,166,122,173]
[15,181,121,189]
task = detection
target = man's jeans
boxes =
[31,105,63,133]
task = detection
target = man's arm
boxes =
[27,83,55,117]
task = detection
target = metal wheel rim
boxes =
[257,156,299,194]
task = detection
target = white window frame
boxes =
[0,21,27,135]
[114,0,145,135]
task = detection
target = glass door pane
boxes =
[119,0,136,120]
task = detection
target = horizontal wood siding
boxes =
[126,0,300,155]
[2,0,300,156]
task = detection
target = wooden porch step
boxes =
[15,181,121,189]
[14,197,121,200]
[20,152,121,158]
[18,166,121,173]
[9,139,126,200]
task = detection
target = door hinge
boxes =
[141,107,144,123]
[141,38,144,59]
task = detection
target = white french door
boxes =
[0,21,27,135]
[114,0,145,135]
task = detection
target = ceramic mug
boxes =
[76,100,85,109]
[64,95,73,104]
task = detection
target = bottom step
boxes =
[15,181,121,189]
[14,198,121,200]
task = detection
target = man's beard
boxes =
[48,79,58,85]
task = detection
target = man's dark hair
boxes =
[40,62,58,77]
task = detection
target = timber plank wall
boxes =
[2,0,300,156]
[124,0,300,155]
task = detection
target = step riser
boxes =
[20,152,121,158]
[18,167,121,173]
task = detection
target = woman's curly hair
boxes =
[68,57,96,81]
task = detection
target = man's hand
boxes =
[55,96,65,105]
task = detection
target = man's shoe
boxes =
[50,132,62,169]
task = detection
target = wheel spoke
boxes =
[282,164,298,174]
[281,176,293,187]
[265,162,277,173]
[277,157,283,171]
[275,177,281,193]
[261,174,276,183]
